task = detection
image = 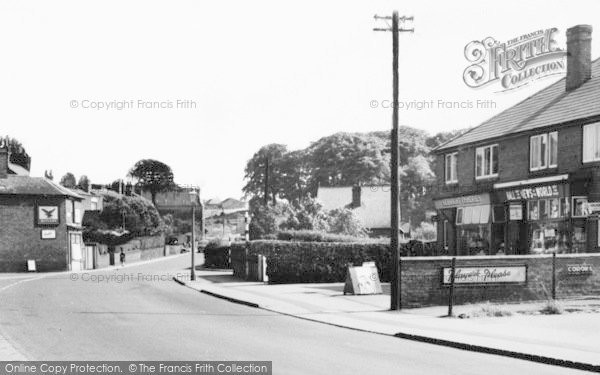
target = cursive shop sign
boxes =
[442,266,527,284]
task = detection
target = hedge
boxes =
[231,240,441,283]
[204,241,231,268]
[276,230,385,243]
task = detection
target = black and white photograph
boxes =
[0,1,599,374]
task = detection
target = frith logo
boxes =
[463,28,566,92]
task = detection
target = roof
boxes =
[0,176,83,199]
[435,58,600,151]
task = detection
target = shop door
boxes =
[506,222,527,255]
[70,233,83,271]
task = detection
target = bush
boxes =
[204,240,231,268]
[327,208,369,237]
[231,240,407,283]
[540,300,564,315]
[412,222,437,241]
[469,303,513,318]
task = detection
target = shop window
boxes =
[548,198,560,219]
[475,144,498,179]
[572,223,587,253]
[445,153,458,184]
[530,132,558,171]
[583,122,600,163]
[572,197,588,218]
[457,225,490,255]
[528,198,567,220]
[529,222,568,254]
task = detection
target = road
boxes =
[0,255,592,374]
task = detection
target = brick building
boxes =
[432,25,600,256]
[0,148,85,272]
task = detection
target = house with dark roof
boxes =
[432,25,600,256]
[0,147,86,272]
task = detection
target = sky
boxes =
[0,0,599,200]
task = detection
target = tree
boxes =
[308,132,389,189]
[280,197,330,232]
[401,155,436,225]
[0,135,30,171]
[242,144,288,204]
[59,172,77,188]
[77,175,90,191]
[326,208,369,237]
[128,159,175,205]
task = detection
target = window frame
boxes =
[572,196,589,218]
[475,144,499,179]
[583,122,600,163]
[530,132,558,171]
[444,152,458,184]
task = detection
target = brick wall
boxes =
[401,254,600,308]
[0,196,70,272]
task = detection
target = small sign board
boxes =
[566,264,593,276]
[27,260,36,272]
[37,205,59,225]
[343,263,382,295]
[442,265,527,284]
[41,229,56,239]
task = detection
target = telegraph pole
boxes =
[374,11,414,311]
[264,156,269,206]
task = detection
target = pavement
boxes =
[175,268,600,372]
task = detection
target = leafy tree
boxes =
[401,155,436,224]
[242,144,288,204]
[308,132,389,189]
[326,208,369,237]
[248,196,290,239]
[0,135,30,170]
[278,150,312,202]
[280,197,330,232]
[128,159,175,205]
[77,175,90,191]
[59,172,77,188]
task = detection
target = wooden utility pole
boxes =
[374,11,414,311]
[264,156,269,206]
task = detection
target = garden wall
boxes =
[232,241,600,307]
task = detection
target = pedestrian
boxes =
[119,248,126,267]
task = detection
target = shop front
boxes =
[434,193,493,256]
[494,178,591,255]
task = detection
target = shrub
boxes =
[231,240,407,283]
[412,222,437,241]
[326,208,369,237]
[540,300,564,315]
[469,302,513,318]
[204,240,231,268]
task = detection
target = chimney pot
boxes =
[566,25,593,91]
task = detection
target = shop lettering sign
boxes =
[37,205,59,225]
[435,194,490,209]
[505,185,559,200]
[586,202,600,213]
[566,264,593,276]
[442,266,527,284]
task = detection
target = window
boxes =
[528,198,567,220]
[583,123,600,162]
[530,132,558,171]
[572,197,588,217]
[445,153,458,183]
[475,144,498,179]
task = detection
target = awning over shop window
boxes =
[457,205,490,225]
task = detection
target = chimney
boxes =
[351,186,361,208]
[566,25,593,91]
[0,148,7,179]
